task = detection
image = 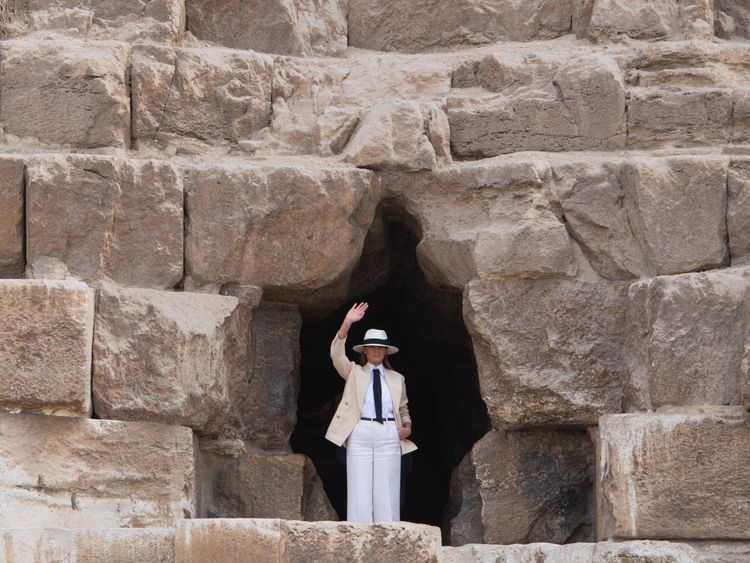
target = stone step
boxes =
[596,407,750,541]
[0,412,196,529]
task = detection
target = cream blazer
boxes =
[325,335,418,455]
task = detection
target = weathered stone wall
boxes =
[0,0,749,560]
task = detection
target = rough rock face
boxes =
[174,520,442,562]
[186,0,347,57]
[0,280,95,417]
[597,408,750,541]
[183,163,377,312]
[26,155,183,288]
[715,0,750,39]
[0,156,24,277]
[464,279,629,428]
[729,159,750,264]
[448,429,594,546]
[0,39,129,148]
[625,269,750,411]
[0,413,196,528]
[93,286,246,435]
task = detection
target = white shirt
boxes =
[360,363,395,418]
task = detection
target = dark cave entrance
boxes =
[290,210,490,533]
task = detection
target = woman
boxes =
[325,302,417,522]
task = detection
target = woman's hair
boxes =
[359,353,392,370]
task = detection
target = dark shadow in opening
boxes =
[291,216,490,532]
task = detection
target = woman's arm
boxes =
[337,302,367,339]
[398,377,412,439]
[330,302,368,379]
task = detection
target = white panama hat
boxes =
[352,328,399,355]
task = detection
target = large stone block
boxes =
[464,279,628,427]
[597,408,750,541]
[715,0,750,39]
[348,0,576,52]
[443,541,699,563]
[93,286,246,435]
[26,154,183,288]
[587,0,714,41]
[0,155,24,277]
[0,280,94,416]
[625,269,749,411]
[448,429,594,546]
[729,159,750,264]
[132,45,273,151]
[0,413,196,528]
[0,39,130,148]
[186,0,346,57]
[0,528,175,563]
[184,163,377,313]
[175,520,441,563]
[449,54,626,157]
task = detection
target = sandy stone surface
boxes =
[729,159,750,264]
[0,280,94,416]
[0,155,24,277]
[25,154,183,288]
[93,286,246,435]
[0,39,129,148]
[597,408,750,541]
[0,413,196,528]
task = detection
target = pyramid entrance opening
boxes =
[291,210,490,531]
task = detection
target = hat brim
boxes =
[353,343,399,355]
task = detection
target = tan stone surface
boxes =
[449,53,626,158]
[26,154,183,288]
[729,159,750,264]
[443,541,699,563]
[348,0,576,52]
[690,541,750,563]
[597,408,750,540]
[715,0,750,39]
[464,278,628,427]
[93,286,246,435]
[186,0,346,57]
[132,45,273,151]
[625,269,749,411]
[183,163,377,312]
[175,519,282,563]
[448,429,593,546]
[0,155,24,277]
[0,39,129,148]
[0,528,175,563]
[0,413,196,528]
[0,280,94,416]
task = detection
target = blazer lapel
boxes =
[355,365,370,410]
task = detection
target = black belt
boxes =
[360,417,395,421]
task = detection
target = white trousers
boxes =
[346,420,401,522]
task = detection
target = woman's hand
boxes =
[397,424,411,439]
[345,302,368,324]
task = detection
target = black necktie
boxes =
[373,368,383,424]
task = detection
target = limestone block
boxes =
[93,286,246,435]
[0,528,175,563]
[448,429,593,546]
[0,280,94,416]
[175,519,441,563]
[131,46,273,150]
[464,278,628,427]
[734,91,750,145]
[449,54,626,158]
[342,100,444,171]
[0,156,24,277]
[14,0,185,42]
[443,541,699,563]
[348,0,575,52]
[597,408,750,540]
[26,154,183,288]
[210,451,336,521]
[627,89,734,149]
[587,0,714,41]
[625,269,749,411]
[242,302,301,450]
[690,541,750,563]
[184,163,377,311]
[619,156,729,275]
[715,0,750,39]
[729,159,750,264]
[0,413,196,528]
[0,39,130,148]
[186,0,346,57]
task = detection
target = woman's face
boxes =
[363,345,387,365]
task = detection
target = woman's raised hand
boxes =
[345,302,368,324]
